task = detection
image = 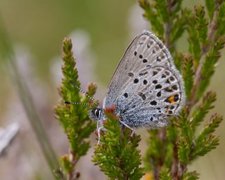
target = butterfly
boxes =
[89,30,185,140]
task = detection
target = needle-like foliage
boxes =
[55,38,144,180]
[55,1,224,179]
[93,108,144,180]
[55,38,96,179]
[139,0,224,179]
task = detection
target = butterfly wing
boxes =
[104,30,185,127]
[115,66,185,127]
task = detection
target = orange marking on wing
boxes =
[168,95,176,104]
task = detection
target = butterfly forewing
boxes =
[104,30,185,128]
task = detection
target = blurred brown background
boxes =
[0,0,224,179]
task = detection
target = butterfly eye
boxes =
[92,108,101,118]
[95,109,99,117]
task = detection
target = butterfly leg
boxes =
[97,120,105,144]
[119,120,135,136]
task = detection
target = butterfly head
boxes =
[89,107,104,121]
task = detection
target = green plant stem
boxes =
[189,3,219,107]
[164,0,173,48]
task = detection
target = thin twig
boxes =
[171,141,179,179]
[189,3,220,107]
[67,150,79,180]
[164,0,173,48]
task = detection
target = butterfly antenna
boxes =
[65,83,97,106]
[64,101,81,105]
[72,83,96,103]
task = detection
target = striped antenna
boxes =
[64,83,97,106]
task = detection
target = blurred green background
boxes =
[0,0,224,179]
[0,0,135,82]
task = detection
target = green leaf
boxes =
[182,54,194,99]
[198,114,222,139]
[139,0,164,36]
[183,171,199,180]
[171,112,192,164]
[139,1,224,179]
[145,129,170,172]
[171,14,186,44]
[205,0,215,19]
[196,37,225,98]
[191,114,222,159]
[159,168,172,180]
[155,0,169,23]
[60,155,73,174]
[55,38,96,176]
[178,139,191,164]
[194,5,208,45]
[186,6,208,62]
[216,3,225,39]
[191,91,216,130]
